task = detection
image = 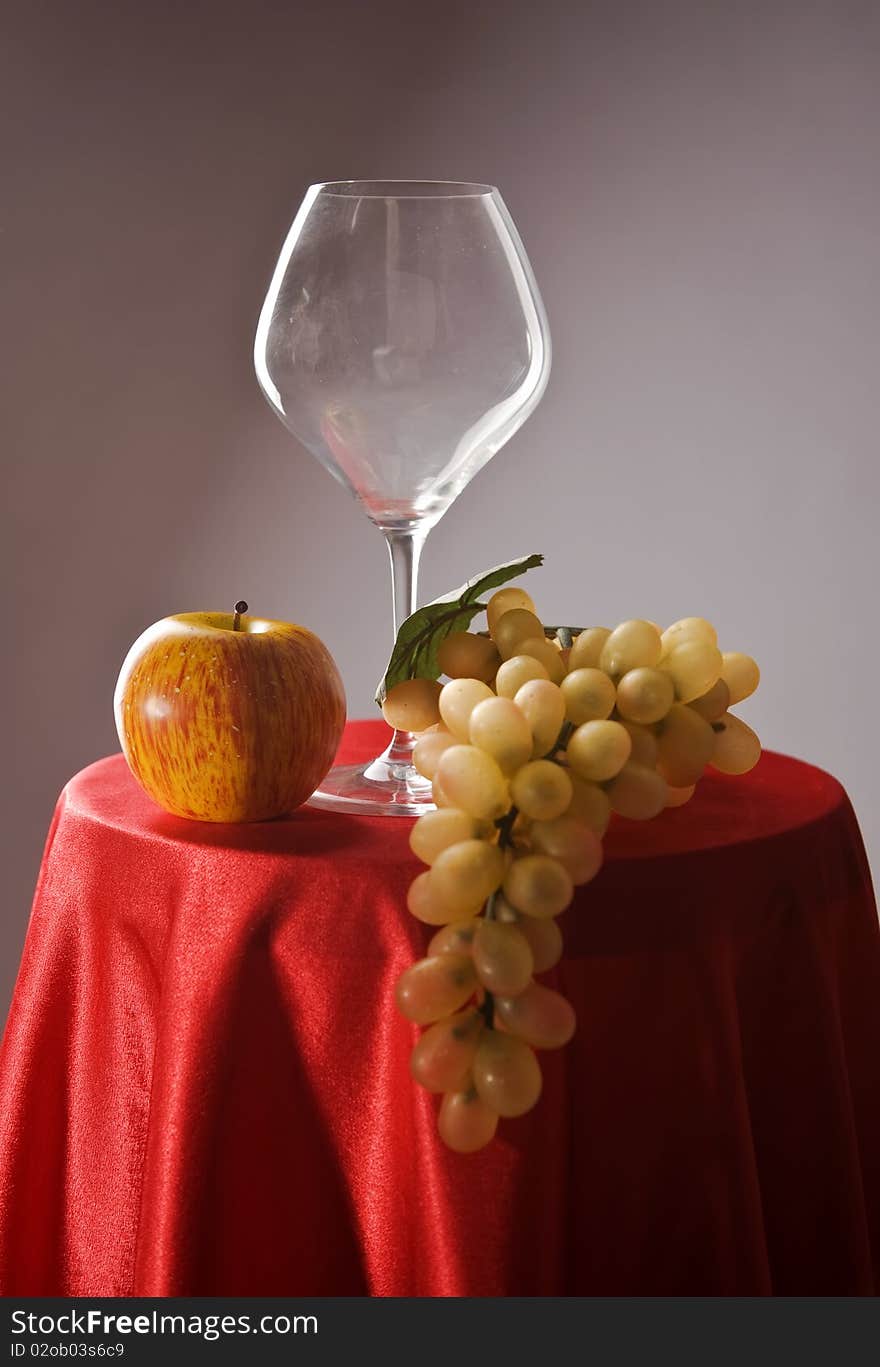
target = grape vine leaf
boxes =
[375,553,544,705]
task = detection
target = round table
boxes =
[1,721,878,1296]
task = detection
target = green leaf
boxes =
[376,553,544,705]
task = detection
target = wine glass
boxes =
[254,180,551,815]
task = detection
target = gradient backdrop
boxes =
[3,0,879,1018]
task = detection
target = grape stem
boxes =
[543,720,575,761]
[479,720,575,1028]
[480,809,520,1027]
[475,624,585,641]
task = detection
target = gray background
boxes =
[2,0,879,1020]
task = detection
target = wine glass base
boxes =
[307,758,436,817]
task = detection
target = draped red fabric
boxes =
[1,722,879,1296]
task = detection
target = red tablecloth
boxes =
[1,721,879,1296]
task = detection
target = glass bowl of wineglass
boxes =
[254,180,551,815]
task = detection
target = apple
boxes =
[114,602,346,821]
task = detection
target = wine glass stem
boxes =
[382,526,427,767]
[384,527,426,635]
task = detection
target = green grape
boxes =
[565,774,612,835]
[412,727,458,780]
[599,620,663,678]
[409,1008,484,1092]
[567,719,632,782]
[720,652,760,705]
[569,626,611,670]
[431,839,505,914]
[505,912,563,972]
[395,953,477,1024]
[439,678,496,740]
[493,608,546,659]
[495,982,576,1049]
[514,678,567,756]
[487,586,537,636]
[615,667,675,724]
[468,696,533,774]
[510,760,573,820]
[655,703,715,785]
[409,807,479,864]
[530,814,603,885]
[617,718,659,767]
[515,636,566,684]
[660,640,723,703]
[473,1030,542,1117]
[606,761,668,820]
[688,678,730,722]
[560,668,617,724]
[503,853,574,919]
[495,654,550,697]
[711,713,762,774]
[438,1085,499,1153]
[665,783,696,808]
[473,919,534,995]
[435,745,510,822]
[428,919,480,956]
[432,775,454,808]
[381,677,443,732]
[437,631,501,684]
[407,870,462,925]
[660,617,717,654]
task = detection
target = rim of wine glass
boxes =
[312,180,497,199]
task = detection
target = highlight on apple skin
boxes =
[113,607,347,822]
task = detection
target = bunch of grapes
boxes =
[383,586,761,1153]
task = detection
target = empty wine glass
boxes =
[254,180,551,815]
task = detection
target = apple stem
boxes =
[232,600,248,631]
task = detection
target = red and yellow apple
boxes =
[114,606,346,821]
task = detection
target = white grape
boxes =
[688,678,730,722]
[468,696,533,773]
[565,775,612,835]
[660,617,717,654]
[599,620,663,678]
[439,678,495,740]
[606,762,668,820]
[567,719,632,782]
[510,760,573,821]
[515,637,566,684]
[487,587,537,636]
[435,745,510,822]
[514,678,567,756]
[437,631,501,684]
[711,713,762,774]
[720,652,760,705]
[412,728,457,780]
[430,839,506,914]
[659,640,723,704]
[495,654,549,698]
[568,627,611,671]
[493,608,546,659]
[503,854,574,919]
[617,718,659,767]
[615,667,675,724]
[531,814,603,884]
[655,704,714,786]
[560,668,617,724]
[381,678,443,731]
[409,807,480,864]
